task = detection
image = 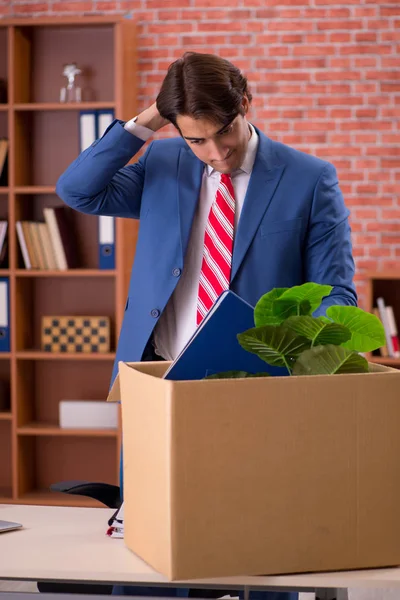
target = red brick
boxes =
[305,34,327,43]
[354,134,378,144]
[294,45,336,56]
[340,44,392,55]
[382,210,400,220]
[254,59,279,70]
[329,33,352,43]
[268,21,314,31]
[318,96,363,106]
[354,57,378,67]
[255,34,279,44]
[307,109,328,119]
[281,58,326,69]
[268,96,314,107]
[281,34,304,43]
[354,7,377,17]
[355,108,378,118]
[330,109,352,118]
[315,71,361,81]
[380,6,400,17]
[355,32,377,43]
[14,3,49,11]
[353,209,378,220]
[382,235,400,244]
[382,133,400,144]
[267,46,290,56]
[318,20,363,30]
[369,247,391,257]
[294,121,336,132]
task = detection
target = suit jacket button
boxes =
[151,309,160,318]
[172,268,181,277]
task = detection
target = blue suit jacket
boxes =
[56,120,357,387]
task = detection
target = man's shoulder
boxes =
[257,129,332,173]
[150,136,187,153]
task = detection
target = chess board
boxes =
[41,316,110,353]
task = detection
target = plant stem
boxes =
[283,358,292,375]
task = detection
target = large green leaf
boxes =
[278,282,333,313]
[272,299,312,320]
[254,288,289,327]
[292,344,369,376]
[326,305,386,352]
[284,315,351,346]
[237,325,311,370]
[204,371,270,379]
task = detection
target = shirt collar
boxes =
[205,122,258,178]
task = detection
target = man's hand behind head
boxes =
[135,102,170,132]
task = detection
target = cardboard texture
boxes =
[110,360,400,581]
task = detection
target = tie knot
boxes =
[220,173,232,185]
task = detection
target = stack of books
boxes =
[374,297,400,358]
[16,206,78,270]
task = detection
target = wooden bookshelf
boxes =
[365,271,400,369]
[0,16,138,507]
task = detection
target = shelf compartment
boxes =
[0,26,7,105]
[14,193,109,270]
[15,276,115,352]
[0,421,12,498]
[14,111,84,187]
[18,422,118,436]
[15,358,114,427]
[367,274,400,365]
[16,489,105,507]
[16,435,118,502]
[13,25,115,104]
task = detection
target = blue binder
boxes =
[0,277,10,352]
[96,110,116,269]
[98,215,115,269]
[163,290,287,381]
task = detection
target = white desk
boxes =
[0,504,399,597]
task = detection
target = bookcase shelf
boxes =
[17,423,118,436]
[14,186,55,194]
[0,16,138,507]
[13,102,116,111]
[16,269,116,277]
[16,351,116,360]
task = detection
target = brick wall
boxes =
[2,0,400,307]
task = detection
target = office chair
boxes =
[37,480,121,596]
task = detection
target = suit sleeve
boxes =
[305,163,358,316]
[56,120,153,219]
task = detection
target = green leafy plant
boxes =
[216,283,385,378]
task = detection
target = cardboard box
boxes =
[109,361,400,581]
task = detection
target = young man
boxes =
[56,52,357,600]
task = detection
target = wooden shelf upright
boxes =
[0,16,138,506]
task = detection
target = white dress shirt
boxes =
[124,118,259,361]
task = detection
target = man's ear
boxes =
[241,94,250,115]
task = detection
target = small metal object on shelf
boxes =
[41,316,110,353]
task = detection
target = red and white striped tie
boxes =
[197,173,235,326]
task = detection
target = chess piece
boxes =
[60,63,82,103]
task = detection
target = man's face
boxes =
[176,98,251,174]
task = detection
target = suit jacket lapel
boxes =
[231,131,285,282]
[176,147,204,263]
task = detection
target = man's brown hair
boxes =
[156,52,252,129]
